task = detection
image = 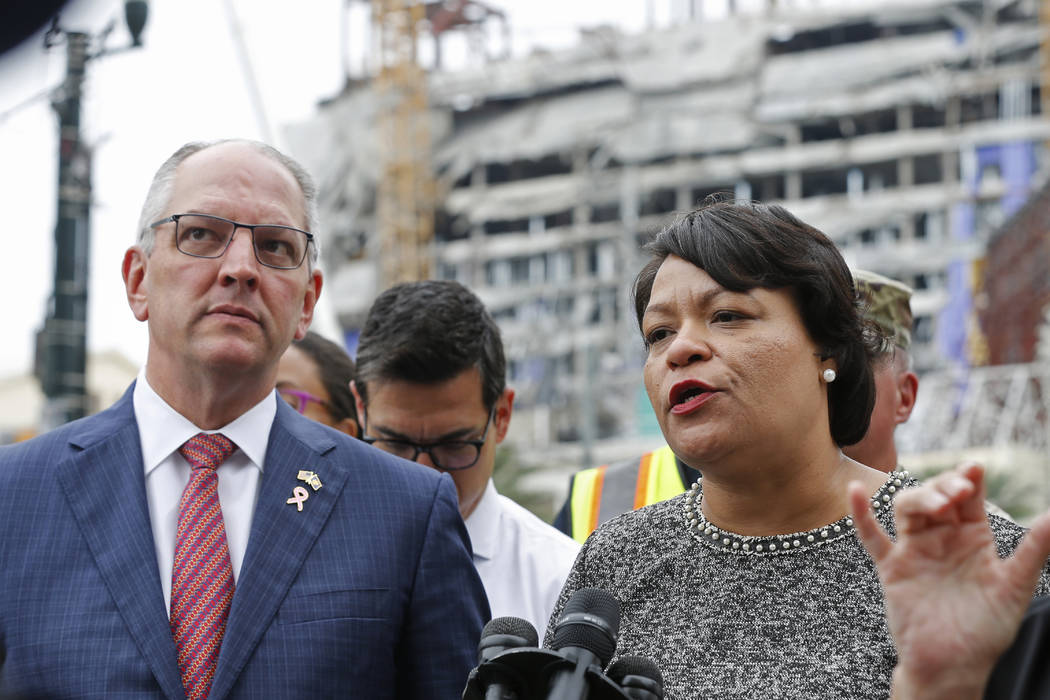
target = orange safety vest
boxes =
[568,445,685,544]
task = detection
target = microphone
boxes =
[479,616,540,663]
[476,617,540,699]
[546,588,621,700]
[607,656,664,700]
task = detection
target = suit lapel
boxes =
[209,406,346,700]
[56,392,186,700]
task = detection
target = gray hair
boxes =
[135,139,320,267]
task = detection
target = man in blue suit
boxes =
[0,139,488,699]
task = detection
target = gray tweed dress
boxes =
[545,470,1048,700]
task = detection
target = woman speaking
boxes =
[548,201,1045,698]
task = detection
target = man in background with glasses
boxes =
[0,140,487,700]
[352,280,580,638]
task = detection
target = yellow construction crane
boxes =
[372,0,435,287]
[368,0,506,288]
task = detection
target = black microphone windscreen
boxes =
[560,587,621,631]
[607,655,664,685]
[480,616,539,647]
[551,588,621,666]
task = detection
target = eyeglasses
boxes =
[150,213,314,270]
[279,388,331,415]
[361,408,495,471]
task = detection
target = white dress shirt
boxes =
[465,479,581,638]
[133,370,275,615]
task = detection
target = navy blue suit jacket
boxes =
[0,386,489,699]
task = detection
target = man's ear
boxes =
[294,269,323,340]
[493,387,515,444]
[895,371,919,424]
[350,380,366,430]
[123,246,149,322]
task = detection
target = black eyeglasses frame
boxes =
[360,407,497,471]
[149,213,314,270]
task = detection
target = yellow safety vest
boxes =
[568,445,685,544]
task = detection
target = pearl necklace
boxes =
[683,469,910,555]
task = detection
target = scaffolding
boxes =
[897,360,1050,515]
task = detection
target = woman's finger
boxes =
[954,462,988,523]
[893,466,986,534]
[893,485,951,535]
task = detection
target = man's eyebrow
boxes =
[372,424,478,443]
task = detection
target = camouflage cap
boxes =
[852,269,913,351]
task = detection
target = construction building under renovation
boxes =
[286,0,1050,475]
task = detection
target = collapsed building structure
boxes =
[287,0,1049,472]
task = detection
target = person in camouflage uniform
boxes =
[845,270,1014,520]
[842,269,919,472]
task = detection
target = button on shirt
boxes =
[133,370,274,615]
[465,479,581,638]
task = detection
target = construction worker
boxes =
[553,268,919,543]
[551,445,699,543]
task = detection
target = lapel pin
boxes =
[297,469,323,491]
[286,486,310,512]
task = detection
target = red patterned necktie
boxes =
[171,432,237,700]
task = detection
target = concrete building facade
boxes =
[287,0,1049,465]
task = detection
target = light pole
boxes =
[35,1,148,430]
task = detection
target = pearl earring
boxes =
[822,368,837,383]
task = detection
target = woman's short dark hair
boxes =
[632,200,879,446]
[354,280,506,412]
[291,331,358,425]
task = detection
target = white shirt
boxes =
[133,370,275,615]
[465,479,581,639]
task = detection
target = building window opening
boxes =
[452,171,472,189]
[639,188,677,217]
[800,119,843,143]
[484,218,530,235]
[959,93,999,124]
[544,209,572,229]
[914,154,944,185]
[591,202,620,223]
[754,175,786,201]
[862,160,899,191]
[434,210,469,242]
[801,167,850,198]
[912,103,946,129]
[485,154,572,184]
[853,109,898,137]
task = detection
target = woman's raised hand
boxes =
[849,463,1050,700]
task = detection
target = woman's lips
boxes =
[668,380,719,415]
[670,390,718,415]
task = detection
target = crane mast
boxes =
[372,0,434,286]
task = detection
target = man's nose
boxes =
[219,228,259,282]
[414,451,438,470]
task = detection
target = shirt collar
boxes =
[133,368,276,476]
[464,479,501,561]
